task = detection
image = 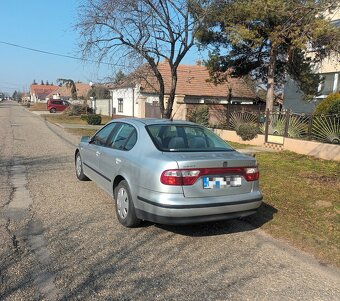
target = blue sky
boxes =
[0,0,207,95]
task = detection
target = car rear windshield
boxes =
[146,124,234,152]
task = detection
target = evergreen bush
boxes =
[314,92,340,115]
[87,114,102,125]
[236,123,259,141]
[187,105,209,127]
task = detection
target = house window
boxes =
[118,98,123,113]
[319,72,339,95]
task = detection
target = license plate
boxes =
[203,176,242,189]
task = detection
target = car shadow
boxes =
[154,202,277,237]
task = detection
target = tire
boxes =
[50,108,56,113]
[114,180,140,227]
[75,152,89,181]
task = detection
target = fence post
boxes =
[265,109,270,143]
[284,110,290,137]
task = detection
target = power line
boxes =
[0,40,125,67]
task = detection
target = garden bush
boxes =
[86,114,102,125]
[314,92,340,115]
[65,104,89,116]
[236,123,259,141]
[187,105,209,127]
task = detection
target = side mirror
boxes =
[81,136,92,143]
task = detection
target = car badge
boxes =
[223,161,228,167]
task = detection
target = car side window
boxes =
[92,123,116,147]
[107,123,137,151]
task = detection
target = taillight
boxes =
[244,167,259,181]
[160,169,200,186]
[160,167,259,186]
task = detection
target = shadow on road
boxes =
[156,202,278,237]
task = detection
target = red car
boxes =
[47,99,70,113]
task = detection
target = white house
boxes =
[284,10,340,113]
[110,63,257,120]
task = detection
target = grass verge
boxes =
[44,114,112,125]
[245,151,340,267]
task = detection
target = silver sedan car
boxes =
[75,118,262,227]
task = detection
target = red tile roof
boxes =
[115,63,256,100]
[30,84,59,99]
[47,82,91,99]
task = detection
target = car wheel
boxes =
[75,152,89,181]
[114,180,140,227]
[50,108,56,113]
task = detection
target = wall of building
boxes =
[94,99,111,116]
[111,87,139,117]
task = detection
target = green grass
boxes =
[245,151,340,266]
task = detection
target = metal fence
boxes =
[214,109,340,145]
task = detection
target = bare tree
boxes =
[76,0,208,118]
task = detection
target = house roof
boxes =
[113,63,256,100]
[47,82,91,99]
[30,84,59,99]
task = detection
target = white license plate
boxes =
[203,176,242,189]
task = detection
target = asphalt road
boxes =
[0,101,339,301]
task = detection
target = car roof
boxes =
[110,118,198,127]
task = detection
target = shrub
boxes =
[187,105,209,127]
[329,101,340,115]
[86,114,102,125]
[65,104,89,116]
[80,114,88,121]
[314,92,340,115]
[236,123,259,141]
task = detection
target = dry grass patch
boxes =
[44,114,112,125]
[65,128,97,137]
[28,103,47,111]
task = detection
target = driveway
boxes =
[0,101,339,300]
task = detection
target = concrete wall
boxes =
[212,129,265,146]
[284,138,340,161]
[94,99,111,116]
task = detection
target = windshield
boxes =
[146,124,234,152]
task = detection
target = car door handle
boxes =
[96,151,101,156]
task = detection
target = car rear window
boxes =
[146,124,234,152]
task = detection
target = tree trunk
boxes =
[163,69,178,119]
[266,45,277,112]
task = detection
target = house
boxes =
[30,84,60,103]
[283,10,340,113]
[110,63,257,121]
[47,82,91,101]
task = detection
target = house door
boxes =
[145,101,161,118]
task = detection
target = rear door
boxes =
[98,123,138,193]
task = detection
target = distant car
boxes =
[75,118,262,227]
[47,99,70,113]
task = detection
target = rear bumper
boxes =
[134,188,262,225]
[135,208,258,225]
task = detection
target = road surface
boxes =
[0,101,339,300]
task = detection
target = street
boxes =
[0,101,339,301]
